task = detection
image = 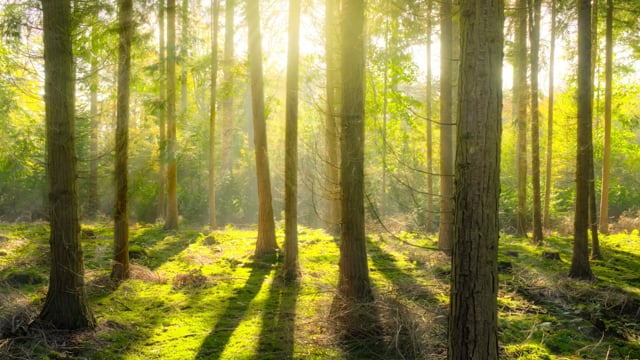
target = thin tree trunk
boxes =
[425,0,433,234]
[39,0,95,329]
[247,0,277,256]
[544,0,556,230]
[221,0,235,177]
[181,0,188,116]
[112,0,133,281]
[165,0,179,230]
[588,0,601,259]
[570,0,595,280]
[325,0,341,234]
[438,0,453,253]
[380,13,389,218]
[598,0,613,235]
[515,0,528,238]
[209,0,220,231]
[88,12,99,219]
[284,0,301,282]
[158,0,167,221]
[529,0,543,243]
[448,0,503,357]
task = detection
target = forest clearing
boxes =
[1,222,640,359]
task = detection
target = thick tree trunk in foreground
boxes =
[333,0,373,324]
[570,0,595,280]
[112,0,133,281]
[38,0,95,329]
[247,0,277,256]
[448,0,503,357]
[165,0,179,230]
[438,0,454,253]
[283,0,301,282]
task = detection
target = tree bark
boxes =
[334,0,373,311]
[570,0,595,280]
[112,0,133,281]
[543,0,556,230]
[283,0,301,282]
[425,0,434,234]
[38,0,95,329]
[165,0,179,230]
[515,0,528,238]
[438,0,454,253]
[324,0,341,234]
[598,0,613,235]
[247,0,277,256]
[448,0,503,357]
[158,0,167,221]
[588,0,601,259]
[529,0,543,243]
[209,0,220,231]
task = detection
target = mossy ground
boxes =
[1,223,640,359]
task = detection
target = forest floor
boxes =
[1,222,640,359]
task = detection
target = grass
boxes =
[1,223,640,359]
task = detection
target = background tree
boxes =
[158,0,167,221]
[515,0,528,238]
[283,0,301,282]
[247,0,277,256]
[425,0,434,234]
[438,0,454,253]
[87,7,99,219]
[38,0,95,329]
[570,0,595,280]
[332,0,374,332]
[544,0,556,230]
[165,0,179,230]
[598,0,613,235]
[221,0,235,177]
[448,0,503,357]
[209,0,220,230]
[324,0,341,234]
[529,0,543,243]
[112,0,133,281]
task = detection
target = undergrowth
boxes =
[0,223,640,359]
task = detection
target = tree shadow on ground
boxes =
[255,272,300,359]
[195,255,275,359]
[132,228,200,270]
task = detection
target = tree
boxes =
[569,0,595,280]
[598,0,613,235]
[247,0,277,256]
[209,0,220,230]
[165,0,179,230]
[87,8,99,219]
[425,0,434,233]
[221,0,235,176]
[515,0,528,238]
[529,0,543,243]
[438,0,454,253]
[448,0,503,357]
[158,0,167,221]
[588,0,601,260]
[112,0,133,281]
[324,0,341,234]
[283,0,301,282]
[544,0,556,230]
[332,0,374,332]
[38,0,95,329]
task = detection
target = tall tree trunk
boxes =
[165,0,179,230]
[112,0,133,281]
[209,0,220,231]
[221,0,235,177]
[38,0,95,329]
[588,0,601,259]
[570,0,595,280]
[158,0,167,221]
[88,11,99,219]
[324,0,341,234]
[425,0,433,234]
[284,0,301,282]
[598,0,613,235]
[544,0,556,230]
[438,0,454,253]
[333,0,373,325]
[247,0,277,256]
[529,0,543,243]
[380,13,389,218]
[181,0,189,116]
[449,0,503,357]
[515,0,528,238]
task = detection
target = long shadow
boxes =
[131,228,200,270]
[195,256,275,359]
[256,271,300,359]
